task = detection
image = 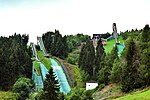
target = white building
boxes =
[86,80,98,90]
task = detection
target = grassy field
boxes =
[37,51,51,70]
[104,36,124,54]
[33,60,41,76]
[0,91,19,100]
[114,88,150,100]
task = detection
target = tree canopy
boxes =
[42,30,68,59]
[0,34,32,90]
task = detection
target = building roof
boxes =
[86,80,98,83]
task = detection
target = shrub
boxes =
[12,77,33,100]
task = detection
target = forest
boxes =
[0,34,32,91]
[0,24,150,100]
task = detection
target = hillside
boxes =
[114,88,150,100]
[104,36,124,54]
[92,84,150,100]
[0,91,19,100]
[92,84,123,100]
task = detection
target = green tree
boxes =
[78,44,86,69]
[120,38,141,92]
[62,35,69,58]
[12,77,33,100]
[109,59,122,83]
[141,24,150,42]
[82,90,93,100]
[97,66,110,84]
[139,24,150,86]
[95,38,105,75]
[41,68,60,100]
[66,34,90,52]
[122,32,128,40]
[96,41,118,84]
[0,34,32,90]
[80,69,90,83]
[105,45,118,67]
[85,41,95,76]
[42,30,69,59]
[140,47,150,86]
[65,87,84,100]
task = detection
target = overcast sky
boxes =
[0,0,150,43]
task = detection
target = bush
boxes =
[95,84,105,91]
[109,59,122,83]
[97,66,110,84]
[65,87,84,100]
[12,77,33,100]
[82,90,93,100]
[0,92,19,100]
[80,70,90,83]
[65,87,94,100]
[34,90,45,100]
[67,57,76,65]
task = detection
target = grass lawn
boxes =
[33,60,41,76]
[104,36,124,54]
[114,88,150,100]
[37,51,51,70]
[0,91,19,100]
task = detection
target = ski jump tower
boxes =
[112,23,119,44]
[37,37,49,57]
[30,42,39,61]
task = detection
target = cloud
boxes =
[0,0,150,43]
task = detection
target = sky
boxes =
[0,0,150,43]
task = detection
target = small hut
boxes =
[86,80,98,90]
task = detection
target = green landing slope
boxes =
[104,36,124,55]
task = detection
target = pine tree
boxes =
[140,24,150,86]
[109,59,122,83]
[105,45,118,67]
[121,38,141,92]
[97,45,118,84]
[78,41,95,77]
[140,47,150,85]
[84,41,95,76]
[0,34,32,90]
[43,68,60,100]
[42,30,68,59]
[62,36,68,58]
[78,44,86,69]
[141,24,150,42]
[95,38,105,74]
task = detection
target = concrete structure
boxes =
[86,80,98,90]
[112,23,119,44]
